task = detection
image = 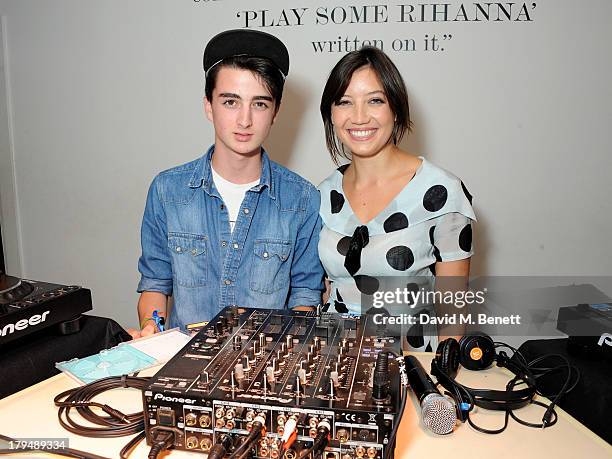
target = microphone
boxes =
[405,355,457,435]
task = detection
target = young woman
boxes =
[318,47,475,350]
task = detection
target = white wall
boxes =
[0,0,610,329]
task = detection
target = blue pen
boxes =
[152,310,165,332]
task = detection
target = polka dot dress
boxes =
[318,157,476,351]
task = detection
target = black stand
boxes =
[0,315,131,398]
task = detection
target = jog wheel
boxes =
[0,274,35,305]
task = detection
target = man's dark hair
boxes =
[205,56,285,111]
[320,46,412,164]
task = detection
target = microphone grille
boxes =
[421,394,457,435]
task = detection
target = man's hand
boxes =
[132,291,168,339]
[127,322,156,340]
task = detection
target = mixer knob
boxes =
[297,368,307,386]
[266,366,275,385]
[235,363,245,380]
[330,370,339,387]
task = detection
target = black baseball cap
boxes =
[203,29,290,77]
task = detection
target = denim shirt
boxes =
[137,146,324,330]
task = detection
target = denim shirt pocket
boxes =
[250,239,292,294]
[167,233,208,287]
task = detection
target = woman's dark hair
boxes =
[320,46,412,164]
[205,56,285,110]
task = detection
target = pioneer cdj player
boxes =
[143,307,403,459]
[0,274,92,345]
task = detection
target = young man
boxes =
[130,30,324,338]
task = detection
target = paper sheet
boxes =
[128,328,193,362]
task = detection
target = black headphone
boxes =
[431,333,537,417]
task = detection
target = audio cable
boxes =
[54,375,149,437]
[227,414,266,459]
[207,434,234,459]
[507,350,580,429]
[279,414,299,458]
[297,421,330,459]
[53,375,156,458]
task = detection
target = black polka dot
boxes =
[406,322,425,348]
[330,190,345,214]
[334,289,347,312]
[425,343,433,352]
[429,226,442,262]
[461,181,473,205]
[354,275,379,295]
[383,213,408,233]
[429,263,436,276]
[459,224,473,252]
[336,236,351,256]
[423,185,448,212]
[334,300,348,313]
[385,246,414,271]
[337,164,349,174]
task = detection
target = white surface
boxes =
[0,354,609,458]
[129,328,193,362]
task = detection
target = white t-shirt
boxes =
[211,167,260,232]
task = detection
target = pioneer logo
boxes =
[153,393,196,404]
[597,333,612,347]
[0,310,50,336]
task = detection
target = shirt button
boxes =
[221,241,227,247]
[263,252,269,258]
[176,246,182,253]
[243,208,250,214]
[233,243,239,249]
[220,204,225,210]
[224,279,231,285]
[191,249,197,256]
